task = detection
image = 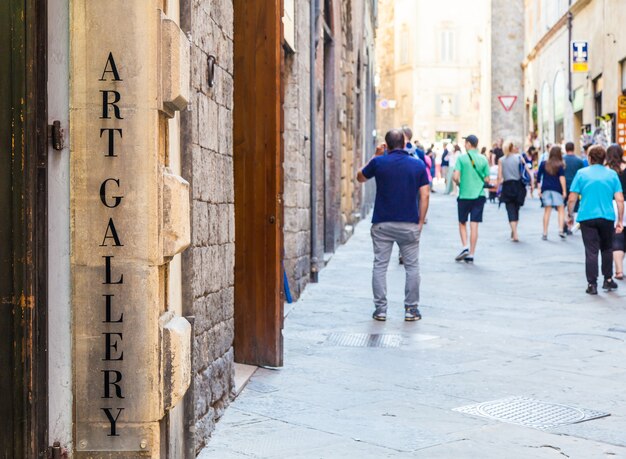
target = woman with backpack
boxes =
[497,140,533,241]
[538,145,567,240]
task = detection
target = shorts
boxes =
[541,190,564,207]
[614,231,626,252]
[457,196,486,223]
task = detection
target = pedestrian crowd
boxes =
[357,128,625,321]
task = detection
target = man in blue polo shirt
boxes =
[357,129,430,321]
[563,141,585,234]
[567,145,624,295]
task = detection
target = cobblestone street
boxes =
[200,193,626,458]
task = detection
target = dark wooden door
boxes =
[233,0,285,367]
[0,0,17,452]
[0,0,48,456]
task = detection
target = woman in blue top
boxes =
[537,145,567,240]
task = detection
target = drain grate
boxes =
[324,333,402,348]
[454,397,610,430]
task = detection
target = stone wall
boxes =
[180,0,235,452]
[491,0,525,144]
[283,0,312,300]
[339,0,377,233]
[282,0,377,299]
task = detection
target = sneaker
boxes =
[404,305,422,321]
[542,235,548,241]
[559,232,566,240]
[464,257,474,264]
[372,307,387,321]
[602,279,618,291]
[586,284,598,295]
[455,248,469,261]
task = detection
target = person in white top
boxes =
[444,144,460,195]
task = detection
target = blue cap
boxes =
[463,135,479,147]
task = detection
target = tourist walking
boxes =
[523,146,536,198]
[567,145,624,294]
[441,144,450,184]
[607,144,626,280]
[490,139,504,166]
[538,145,567,240]
[453,135,490,263]
[497,140,533,242]
[445,145,460,195]
[357,129,430,321]
[426,144,436,181]
[539,143,552,163]
[563,141,585,234]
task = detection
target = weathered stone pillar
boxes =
[70,1,191,456]
[491,0,525,144]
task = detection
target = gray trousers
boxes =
[371,222,421,310]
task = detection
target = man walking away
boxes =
[403,127,418,157]
[563,141,585,234]
[453,135,490,263]
[441,144,450,184]
[567,145,624,295]
[357,129,430,321]
[491,139,504,166]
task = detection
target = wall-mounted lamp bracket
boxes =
[207,55,217,88]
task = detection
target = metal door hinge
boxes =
[48,120,64,151]
[47,442,68,459]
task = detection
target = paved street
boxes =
[200,193,626,458]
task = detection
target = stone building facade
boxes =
[491,0,525,145]
[283,0,377,299]
[376,0,492,149]
[283,1,313,299]
[523,0,626,154]
[180,0,236,452]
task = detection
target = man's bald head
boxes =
[385,129,405,151]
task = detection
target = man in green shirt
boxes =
[452,135,491,263]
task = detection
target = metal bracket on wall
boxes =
[47,442,68,459]
[48,120,64,151]
[207,55,216,87]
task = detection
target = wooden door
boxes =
[233,0,285,367]
[0,0,48,456]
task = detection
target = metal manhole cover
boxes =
[454,397,609,430]
[324,333,402,348]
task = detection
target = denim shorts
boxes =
[542,190,564,207]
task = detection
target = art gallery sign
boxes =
[70,1,192,456]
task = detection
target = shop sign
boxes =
[617,96,626,150]
[572,41,589,73]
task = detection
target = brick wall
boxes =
[180,0,235,451]
[283,0,312,300]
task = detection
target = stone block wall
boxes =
[180,0,235,452]
[283,0,312,301]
